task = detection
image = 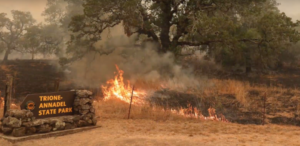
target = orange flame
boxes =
[0,97,19,109]
[10,103,19,109]
[0,97,4,108]
[100,65,229,122]
[171,104,229,122]
[101,65,146,105]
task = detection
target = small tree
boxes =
[18,24,64,59]
[42,0,83,31]
[18,25,41,60]
[42,0,83,60]
[39,24,64,58]
[0,10,35,61]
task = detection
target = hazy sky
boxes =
[0,0,47,23]
[0,0,299,23]
[277,0,300,21]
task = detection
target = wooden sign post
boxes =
[262,92,267,125]
[4,75,14,116]
[54,79,60,92]
[128,86,134,119]
[3,85,7,117]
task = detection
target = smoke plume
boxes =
[65,24,209,92]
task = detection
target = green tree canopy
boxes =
[67,0,300,71]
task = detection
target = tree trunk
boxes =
[245,49,251,74]
[3,48,10,61]
[31,53,34,60]
[246,66,252,74]
[159,1,172,53]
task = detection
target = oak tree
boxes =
[18,25,41,60]
[0,10,35,61]
[67,0,300,71]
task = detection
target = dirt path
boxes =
[1,119,300,146]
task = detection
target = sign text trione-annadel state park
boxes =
[20,91,76,119]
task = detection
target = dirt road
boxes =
[1,119,299,146]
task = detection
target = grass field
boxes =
[1,118,300,146]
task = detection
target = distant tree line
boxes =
[0,11,64,60]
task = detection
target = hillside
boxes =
[0,60,64,102]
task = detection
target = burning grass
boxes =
[97,65,229,122]
[93,99,228,122]
[101,65,146,105]
[0,95,20,119]
[0,96,3,119]
[96,64,300,125]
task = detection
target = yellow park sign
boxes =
[20,91,76,119]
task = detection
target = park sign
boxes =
[20,91,76,119]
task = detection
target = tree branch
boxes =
[178,39,262,46]
[133,6,159,42]
[171,0,185,14]
[14,20,25,40]
[0,32,9,45]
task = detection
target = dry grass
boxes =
[2,118,300,146]
[94,99,189,122]
[0,65,11,72]
[207,79,250,106]
[202,78,300,107]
